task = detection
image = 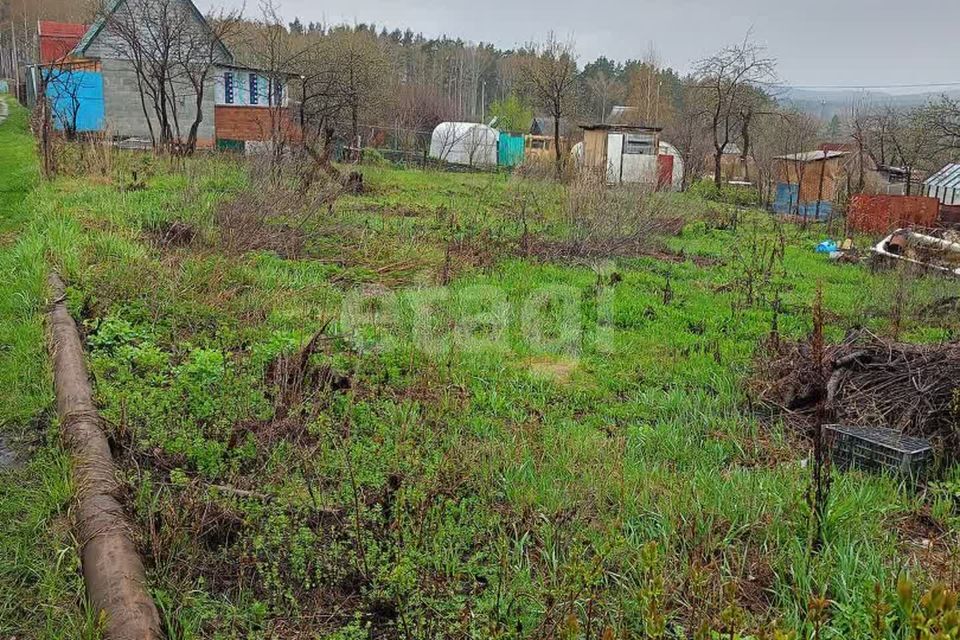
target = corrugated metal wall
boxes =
[848,195,939,233]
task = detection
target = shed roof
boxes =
[38,21,88,63]
[607,105,637,123]
[579,123,662,133]
[774,150,848,162]
[924,163,960,190]
[531,116,575,136]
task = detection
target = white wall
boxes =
[213,69,287,107]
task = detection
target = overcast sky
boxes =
[201,0,960,92]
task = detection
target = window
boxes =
[223,72,234,104]
[268,78,283,106]
[249,73,259,105]
[530,139,546,150]
[623,133,654,155]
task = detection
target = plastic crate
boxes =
[825,424,933,481]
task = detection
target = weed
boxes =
[3,110,960,638]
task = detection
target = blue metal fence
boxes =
[773,182,832,219]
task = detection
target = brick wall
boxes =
[214,106,300,142]
[848,195,940,234]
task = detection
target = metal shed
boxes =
[923,163,960,206]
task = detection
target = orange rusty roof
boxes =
[38,21,89,64]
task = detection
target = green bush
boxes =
[688,178,760,207]
[361,148,389,166]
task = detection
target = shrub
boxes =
[361,148,389,166]
[688,178,760,207]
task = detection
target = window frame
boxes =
[249,73,259,105]
[223,71,234,105]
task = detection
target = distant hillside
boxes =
[779,88,960,121]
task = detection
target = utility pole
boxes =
[10,19,19,102]
[654,80,662,126]
[480,80,485,121]
[299,74,306,134]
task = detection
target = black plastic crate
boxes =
[825,424,933,481]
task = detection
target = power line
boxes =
[772,81,960,91]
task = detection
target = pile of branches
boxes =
[215,188,311,259]
[754,329,960,450]
[522,216,686,262]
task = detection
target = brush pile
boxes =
[754,329,960,451]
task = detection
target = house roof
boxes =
[774,150,848,162]
[924,163,960,190]
[38,21,88,64]
[74,0,233,63]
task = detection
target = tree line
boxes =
[16,0,960,191]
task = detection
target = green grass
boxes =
[1,123,959,638]
[0,99,94,637]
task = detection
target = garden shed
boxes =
[429,122,499,167]
[773,150,847,219]
[579,123,663,186]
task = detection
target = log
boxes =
[47,274,162,640]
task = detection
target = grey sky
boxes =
[200,0,960,92]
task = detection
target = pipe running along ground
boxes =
[48,273,162,639]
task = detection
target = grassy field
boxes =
[0,100,93,636]
[1,104,959,639]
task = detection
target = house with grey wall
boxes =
[31,0,294,149]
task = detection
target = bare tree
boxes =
[586,71,621,123]
[517,33,579,179]
[387,81,456,163]
[661,84,711,189]
[96,0,241,154]
[324,28,391,160]
[752,109,819,208]
[849,102,943,194]
[924,96,960,157]
[693,35,776,188]
[233,0,314,179]
[883,106,934,195]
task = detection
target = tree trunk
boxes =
[714,149,723,188]
[815,158,827,220]
[351,101,359,163]
[553,114,562,180]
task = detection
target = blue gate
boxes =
[45,69,105,133]
[498,132,525,167]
